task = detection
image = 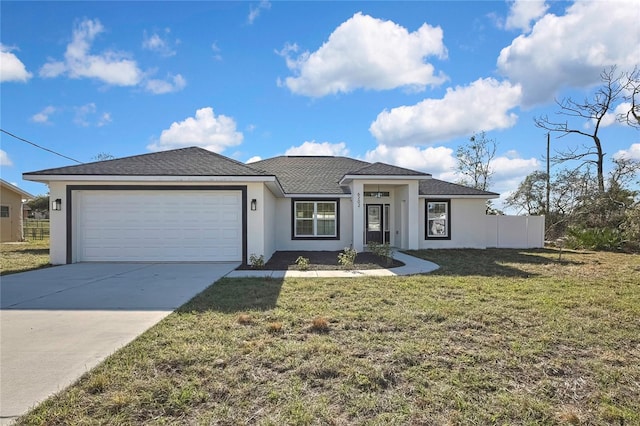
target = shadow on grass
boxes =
[0,264,53,276]
[177,277,285,313]
[406,248,584,278]
[16,248,50,256]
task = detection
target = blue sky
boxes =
[1,0,639,210]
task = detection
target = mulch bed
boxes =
[237,250,404,271]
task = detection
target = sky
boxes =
[1,0,639,211]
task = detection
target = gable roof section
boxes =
[419,179,498,198]
[24,147,268,177]
[0,179,34,199]
[348,162,431,177]
[251,156,370,194]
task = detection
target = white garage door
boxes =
[76,190,242,262]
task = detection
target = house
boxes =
[23,146,508,265]
[0,179,34,242]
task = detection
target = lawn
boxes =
[0,238,50,276]
[18,249,640,425]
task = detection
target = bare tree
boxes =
[618,67,640,128]
[456,131,497,191]
[535,66,629,193]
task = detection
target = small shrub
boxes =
[249,253,265,269]
[295,256,310,271]
[366,241,394,266]
[267,322,283,334]
[310,316,330,333]
[337,247,357,269]
[237,314,252,325]
[565,227,624,251]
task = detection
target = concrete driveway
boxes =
[0,262,238,425]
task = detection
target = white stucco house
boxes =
[23,146,512,265]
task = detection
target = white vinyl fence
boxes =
[485,215,545,248]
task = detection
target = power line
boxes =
[1,128,83,164]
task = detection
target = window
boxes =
[0,206,9,218]
[292,199,339,239]
[426,200,450,239]
[364,191,390,197]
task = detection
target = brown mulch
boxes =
[237,250,404,271]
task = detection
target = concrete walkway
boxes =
[226,251,439,278]
[0,262,238,425]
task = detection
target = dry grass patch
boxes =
[18,248,640,425]
[0,238,50,275]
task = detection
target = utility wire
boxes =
[1,128,83,164]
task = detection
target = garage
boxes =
[74,189,243,262]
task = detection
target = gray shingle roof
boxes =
[24,147,268,177]
[419,179,498,197]
[24,147,499,197]
[347,162,430,177]
[251,156,370,194]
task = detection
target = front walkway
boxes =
[226,251,439,278]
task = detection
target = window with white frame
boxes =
[293,200,338,239]
[426,200,450,239]
[0,206,9,218]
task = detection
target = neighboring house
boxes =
[0,179,34,242]
[24,146,536,265]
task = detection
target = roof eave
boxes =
[22,174,280,184]
[339,174,431,185]
[419,194,500,199]
[0,179,35,199]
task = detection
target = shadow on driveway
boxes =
[178,276,285,313]
[0,262,237,425]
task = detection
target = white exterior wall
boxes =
[274,197,353,251]
[245,182,266,261]
[420,198,488,249]
[48,181,67,264]
[351,181,364,251]
[47,180,264,265]
[262,185,277,260]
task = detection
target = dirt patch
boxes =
[238,250,404,271]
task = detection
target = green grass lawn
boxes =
[18,249,640,425]
[0,238,50,276]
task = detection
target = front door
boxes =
[366,204,383,244]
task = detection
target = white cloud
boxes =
[614,143,640,161]
[0,149,13,166]
[364,144,457,180]
[369,78,522,146]
[281,12,447,97]
[31,106,57,124]
[144,74,186,94]
[490,154,540,202]
[142,29,177,57]
[97,112,112,127]
[248,0,271,24]
[211,42,222,61]
[595,102,632,128]
[491,154,539,180]
[40,18,143,86]
[505,0,548,32]
[0,44,32,83]
[498,1,640,106]
[148,107,243,153]
[284,141,349,156]
[74,103,111,127]
[246,156,262,163]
